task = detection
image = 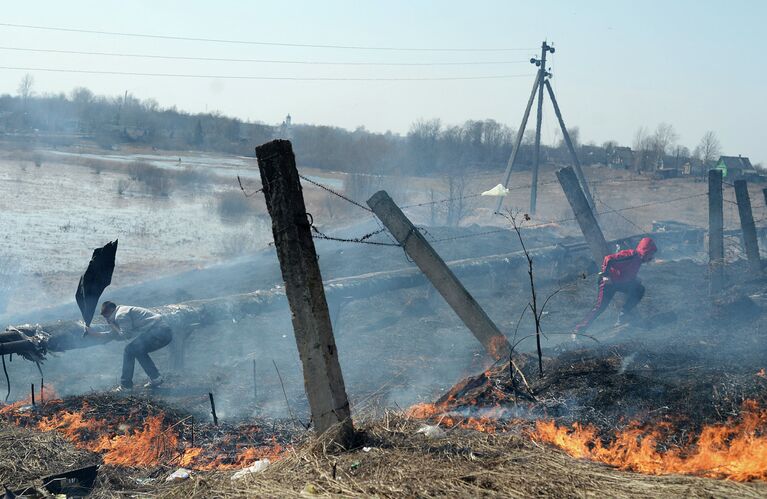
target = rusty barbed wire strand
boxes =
[237,175,262,197]
[297,173,373,213]
[399,176,658,210]
[310,226,400,247]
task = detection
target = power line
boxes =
[0,23,536,52]
[0,66,534,81]
[0,46,530,67]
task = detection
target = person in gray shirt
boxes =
[86,301,172,392]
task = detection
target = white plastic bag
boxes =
[165,468,192,482]
[231,459,270,480]
[481,184,510,197]
[416,424,445,439]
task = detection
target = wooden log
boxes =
[3,228,702,358]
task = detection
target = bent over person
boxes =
[86,301,172,392]
[573,237,658,335]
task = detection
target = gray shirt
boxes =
[108,305,163,339]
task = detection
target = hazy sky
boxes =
[1,1,765,163]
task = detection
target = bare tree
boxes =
[694,131,721,168]
[17,73,34,110]
[445,165,470,226]
[652,123,678,168]
[557,125,580,150]
[632,126,652,173]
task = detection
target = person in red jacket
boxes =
[574,237,658,334]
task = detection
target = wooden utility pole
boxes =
[708,169,724,295]
[368,191,512,360]
[734,180,762,275]
[495,77,540,214]
[544,80,595,211]
[494,42,594,218]
[256,140,353,447]
[530,41,554,215]
[556,167,609,267]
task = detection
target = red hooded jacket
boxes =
[601,237,657,283]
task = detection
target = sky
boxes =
[1,0,765,163]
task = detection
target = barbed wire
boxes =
[274,170,710,249]
[310,226,400,247]
[400,192,485,209]
[399,176,659,211]
[399,179,562,210]
[426,192,708,244]
[237,175,262,197]
[297,173,373,213]
[594,197,647,233]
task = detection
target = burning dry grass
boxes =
[1,393,299,473]
[157,414,766,498]
[532,399,767,482]
[1,407,766,497]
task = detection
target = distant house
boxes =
[715,155,755,179]
[580,144,607,166]
[608,146,633,169]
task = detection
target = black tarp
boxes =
[75,240,118,326]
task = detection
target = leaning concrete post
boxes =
[734,180,762,275]
[544,80,595,212]
[256,140,353,447]
[708,169,724,295]
[556,167,609,268]
[368,191,512,360]
[494,77,540,215]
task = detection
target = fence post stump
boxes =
[555,167,609,268]
[709,169,724,295]
[256,140,353,448]
[734,180,762,275]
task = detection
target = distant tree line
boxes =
[0,76,735,176]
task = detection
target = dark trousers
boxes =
[575,279,645,333]
[121,325,172,388]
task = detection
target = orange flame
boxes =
[532,401,767,481]
[0,383,61,415]
[31,406,285,470]
[487,335,511,360]
[406,402,447,419]
[406,402,503,433]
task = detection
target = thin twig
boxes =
[2,355,9,402]
[538,289,562,322]
[272,359,309,429]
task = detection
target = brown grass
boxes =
[1,396,766,497]
[157,414,765,498]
